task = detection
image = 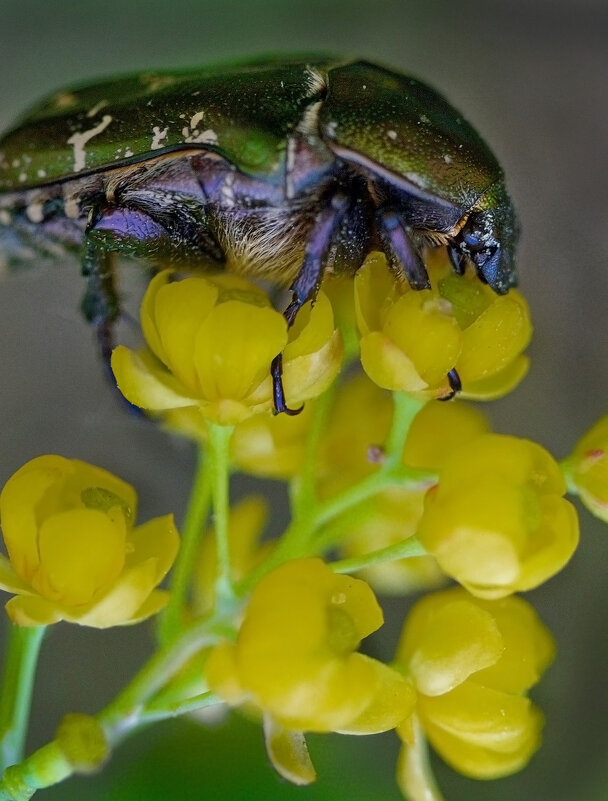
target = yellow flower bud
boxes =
[354,251,531,400]
[565,414,608,522]
[206,558,415,734]
[0,456,179,627]
[111,271,342,426]
[417,434,579,598]
[395,587,555,780]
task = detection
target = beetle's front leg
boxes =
[377,209,430,289]
[272,193,349,415]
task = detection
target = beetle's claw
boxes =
[439,367,462,402]
[271,353,304,416]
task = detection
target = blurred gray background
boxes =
[0,1,606,800]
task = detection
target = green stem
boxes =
[237,394,434,595]
[330,536,426,574]
[158,446,212,645]
[98,616,230,744]
[0,625,45,772]
[385,392,427,464]
[206,423,235,607]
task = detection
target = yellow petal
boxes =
[34,508,126,605]
[140,270,173,364]
[125,514,179,582]
[0,455,67,581]
[407,600,503,696]
[457,292,531,384]
[111,346,199,410]
[283,292,335,359]
[359,332,428,393]
[282,330,343,406]
[70,558,161,628]
[354,252,398,334]
[0,554,33,595]
[5,594,63,626]
[383,292,462,387]
[122,589,171,625]
[471,595,556,694]
[263,716,316,786]
[420,682,544,779]
[152,276,219,390]
[515,496,579,592]
[460,355,530,400]
[194,301,287,401]
[337,657,416,734]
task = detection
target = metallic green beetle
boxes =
[0,58,518,412]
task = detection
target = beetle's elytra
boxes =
[0,58,518,412]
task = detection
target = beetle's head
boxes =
[458,181,519,294]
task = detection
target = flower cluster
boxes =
[395,587,555,784]
[3,241,604,801]
[354,250,532,399]
[0,456,178,627]
[112,271,342,426]
[205,558,415,782]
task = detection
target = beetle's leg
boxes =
[80,234,119,374]
[438,368,462,402]
[377,210,430,290]
[272,192,350,415]
[447,243,467,275]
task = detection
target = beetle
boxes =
[0,57,518,412]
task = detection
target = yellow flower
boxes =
[564,414,608,522]
[111,271,342,426]
[395,587,555,781]
[417,434,579,598]
[0,456,179,627]
[205,558,415,734]
[354,250,531,400]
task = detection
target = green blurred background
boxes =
[0,1,606,799]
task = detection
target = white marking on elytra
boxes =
[37,169,47,178]
[67,114,113,172]
[150,126,169,150]
[11,159,20,168]
[26,202,45,224]
[181,124,218,145]
[419,114,431,124]
[0,209,11,225]
[124,147,134,157]
[86,100,108,118]
[387,129,398,141]
[18,173,27,182]
[443,154,452,164]
[190,110,206,130]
